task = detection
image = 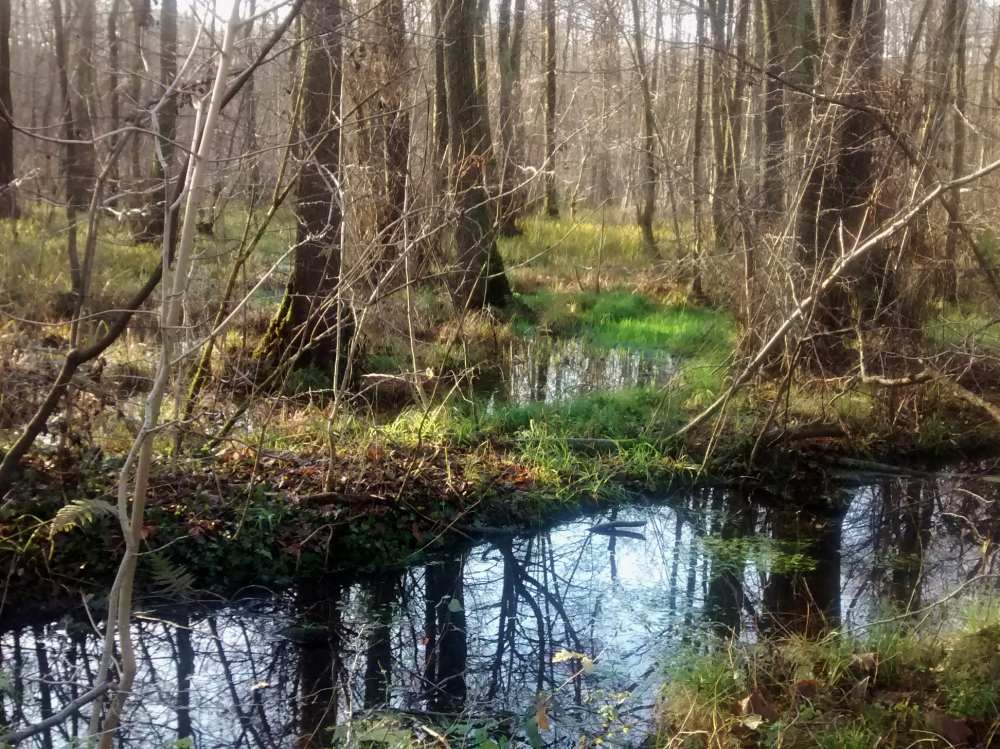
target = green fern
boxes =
[146,553,196,598]
[49,499,117,538]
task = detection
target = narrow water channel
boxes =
[3,468,998,747]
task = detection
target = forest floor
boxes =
[2,211,1000,612]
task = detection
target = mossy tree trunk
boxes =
[262,0,348,370]
[442,0,512,309]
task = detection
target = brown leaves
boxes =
[852,651,878,673]
[791,678,819,701]
[738,689,778,723]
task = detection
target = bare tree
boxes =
[496,0,526,235]
[629,0,659,257]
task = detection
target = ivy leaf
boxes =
[447,597,463,613]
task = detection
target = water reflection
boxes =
[3,472,999,747]
[484,338,675,405]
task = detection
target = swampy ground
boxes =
[3,212,1000,746]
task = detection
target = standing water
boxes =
[2,469,998,747]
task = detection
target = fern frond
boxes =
[146,554,196,598]
[49,499,117,538]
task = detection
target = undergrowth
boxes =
[658,602,1000,748]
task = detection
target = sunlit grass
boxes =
[0,201,296,322]
[516,288,734,356]
[925,304,1000,351]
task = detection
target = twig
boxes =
[4,681,116,745]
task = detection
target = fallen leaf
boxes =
[792,679,819,701]
[852,652,878,672]
[739,690,778,721]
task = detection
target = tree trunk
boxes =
[443,0,512,309]
[690,0,707,296]
[796,0,886,352]
[128,0,151,234]
[369,0,411,282]
[761,0,789,217]
[496,0,526,235]
[0,0,15,218]
[264,0,348,369]
[942,0,967,299]
[139,0,177,239]
[107,0,123,204]
[976,10,1000,170]
[543,0,559,217]
[630,0,659,257]
[50,0,86,301]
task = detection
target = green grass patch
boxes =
[0,201,295,321]
[925,304,1000,351]
[516,288,734,356]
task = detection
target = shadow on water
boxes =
[3,469,1000,746]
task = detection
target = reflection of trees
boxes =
[882,479,933,610]
[171,606,194,742]
[761,490,850,636]
[7,472,999,745]
[704,492,753,636]
[295,576,345,748]
[424,556,468,712]
[363,572,401,708]
[32,625,54,749]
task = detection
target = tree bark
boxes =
[138,0,177,239]
[443,0,512,308]
[496,0,526,235]
[942,0,967,299]
[266,0,348,370]
[690,0,707,296]
[0,0,15,218]
[630,0,659,257]
[543,0,559,217]
[761,0,789,216]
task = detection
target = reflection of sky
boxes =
[4,476,999,747]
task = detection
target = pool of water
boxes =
[4,467,999,747]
